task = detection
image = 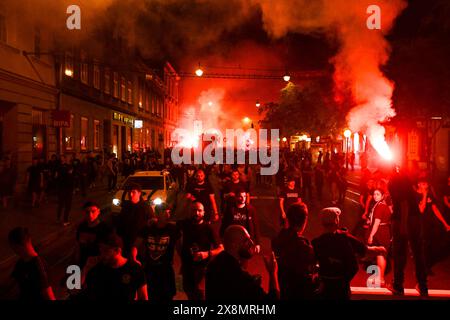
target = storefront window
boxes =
[32,109,46,160]
[112,125,118,156]
[94,120,100,150]
[81,117,88,150]
[127,127,132,152]
[64,114,74,150]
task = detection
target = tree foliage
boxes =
[258,81,345,138]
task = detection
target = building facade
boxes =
[0,5,57,183]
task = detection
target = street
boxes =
[1,169,449,300]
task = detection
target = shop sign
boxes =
[134,120,143,129]
[51,110,71,127]
[113,112,134,126]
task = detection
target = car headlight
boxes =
[113,198,121,206]
[152,197,163,205]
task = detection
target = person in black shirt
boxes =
[116,183,154,258]
[272,203,316,299]
[223,169,250,207]
[83,232,147,301]
[8,227,55,301]
[206,225,280,301]
[416,179,450,274]
[186,169,219,223]
[75,201,110,269]
[179,201,223,300]
[26,158,43,208]
[135,204,181,301]
[388,168,428,296]
[279,177,302,228]
[55,155,74,226]
[220,189,261,253]
[312,207,385,300]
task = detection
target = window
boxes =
[65,52,74,78]
[121,77,126,102]
[81,61,88,84]
[145,89,150,112]
[104,69,111,94]
[94,120,100,150]
[152,96,156,114]
[34,27,41,59]
[113,72,119,98]
[138,80,143,110]
[93,65,100,90]
[64,115,74,150]
[81,117,88,150]
[127,80,132,104]
[0,15,6,43]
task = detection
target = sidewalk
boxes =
[0,183,115,269]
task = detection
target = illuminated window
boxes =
[64,115,74,150]
[113,72,119,98]
[127,80,132,104]
[93,65,100,90]
[65,52,74,78]
[81,117,88,150]
[138,80,143,110]
[121,77,126,102]
[104,68,111,94]
[94,120,100,150]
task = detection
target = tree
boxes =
[258,80,345,138]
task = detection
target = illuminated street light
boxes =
[195,63,204,77]
[282,137,287,142]
[255,100,261,108]
[344,129,352,138]
[242,117,251,124]
[65,69,73,77]
[208,101,213,106]
[283,74,291,82]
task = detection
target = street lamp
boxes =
[242,117,251,125]
[195,63,203,77]
[255,100,261,108]
[344,129,352,169]
[283,74,291,82]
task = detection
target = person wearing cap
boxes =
[272,203,316,299]
[83,232,147,300]
[134,204,181,301]
[8,227,55,301]
[278,176,302,228]
[116,183,154,259]
[75,201,110,269]
[312,207,386,300]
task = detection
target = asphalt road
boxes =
[1,172,449,300]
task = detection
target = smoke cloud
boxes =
[253,0,407,158]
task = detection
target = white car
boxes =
[111,170,178,214]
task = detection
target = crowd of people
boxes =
[4,147,450,301]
